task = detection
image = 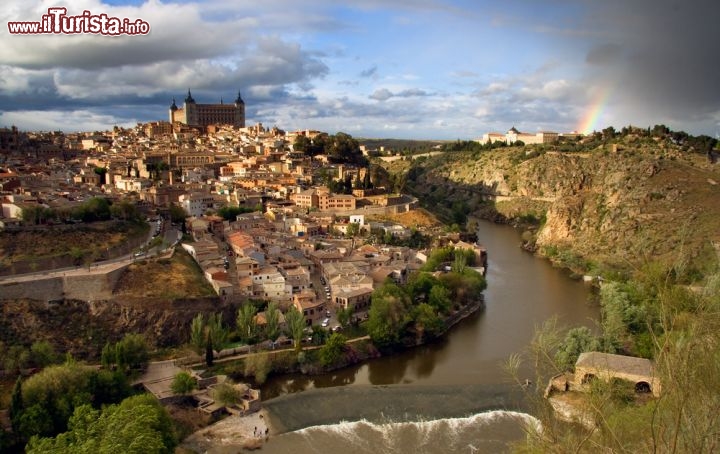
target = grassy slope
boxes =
[113,249,216,299]
[0,221,148,267]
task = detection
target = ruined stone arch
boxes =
[635,381,652,393]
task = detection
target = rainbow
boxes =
[577,86,611,134]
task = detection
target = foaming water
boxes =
[263,411,539,454]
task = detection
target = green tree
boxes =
[210,382,242,407]
[74,197,111,222]
[264,302,281,341]
[406,272,441,302]
[452,252,467,273]
[346,221,360,237]
[26,394,177,454]
[168,203,188,224]
[217,205,254,221]
[428,285,452,314]
[327,132,365,164]
[293,135,311,153]
[17,404,54,440]
[4,345,30,375]
[451,200,468,226]
[206,313,228,348]
[319,333,347,367]
[284,306,306,352]
[236,303,258,344]
[412,303,445,340]
[190,313,206,351]
[205,338,214,367]
[362,168,372,189]
[114,333,149,372]
[438,268,487,307]
[420,247,454,272]
[366,281,412,347]
[244,353,271,384]
[189,312,228,365]
[353,171,362,189]
[336,306,353,327]
[30,340,57,368]
[555,326,602,371]
[170,372,197,395]
[9,377,23,433]
[19,363,131,440]
[21,205,54,225]
[110,200,140,221]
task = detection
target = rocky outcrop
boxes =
[400,145,720,273]
[0,297,236,359]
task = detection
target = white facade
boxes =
[180,192,215,217]
[252,267,290,300]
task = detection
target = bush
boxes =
[319,333,347,367]
[170,372,197,395]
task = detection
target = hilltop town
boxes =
[0,97,488,345]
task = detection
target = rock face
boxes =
[0,297,237,359]
[402,145,720,273]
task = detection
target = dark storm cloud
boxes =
[585,43,622,66]
[582,0,720,127]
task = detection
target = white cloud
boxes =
[2,0,248,70]
[0,109,136,132]
[369,88,393,101]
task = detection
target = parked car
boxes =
[321,318,330,327]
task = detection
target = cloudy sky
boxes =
[1,0,718,139]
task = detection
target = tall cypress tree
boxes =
[9,377,23,432]
[205,334,214,367]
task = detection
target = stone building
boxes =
[170,90,245,128]
[574,351,661,397]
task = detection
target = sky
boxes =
[1,0,719,139]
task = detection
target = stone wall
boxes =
[0,265,129,302]
[0,276,65,301]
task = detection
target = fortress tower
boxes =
[170,90,245,128]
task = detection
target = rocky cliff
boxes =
[0,297,238,359]
[394,140,720,276]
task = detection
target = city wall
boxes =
[0,265,128,302]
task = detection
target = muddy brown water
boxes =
[258,221,599,453]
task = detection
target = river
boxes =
[258,221,599,453]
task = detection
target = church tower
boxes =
[234,91,246,128]
[168,98,178,123]
[184,89,198,125]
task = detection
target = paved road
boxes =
[0,226,182,283]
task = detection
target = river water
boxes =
[258,221,599,453]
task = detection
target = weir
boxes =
[263,383,527,434]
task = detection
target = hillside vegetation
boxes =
[0,220,148,273]
[113,249,216,299]
[377,127,720,451]
[384,129,720,278]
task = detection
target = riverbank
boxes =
[180,407,274,453]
